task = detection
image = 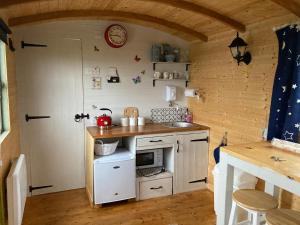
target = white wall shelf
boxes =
[152,62,191,71]
[152,78,189,87]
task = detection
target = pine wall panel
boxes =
[0,11,21,225]
[188,14,300,210]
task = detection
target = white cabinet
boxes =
[174,132,209,193]
[94,150,136,204]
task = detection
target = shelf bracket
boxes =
[153,63,156,71]
[185,64,190,71]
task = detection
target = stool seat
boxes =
[233,190,278,212]
[266,209,300,225]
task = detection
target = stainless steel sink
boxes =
[163,121,194,128]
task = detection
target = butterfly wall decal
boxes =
[135,55,141,62]
[132,76,141,84]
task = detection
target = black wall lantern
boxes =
[228,32,251,65]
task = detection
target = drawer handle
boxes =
[150,186,163,190]
[113,166,120,169]
[190,137,209,142]
[149,140,163,143]
[114,193,119,195]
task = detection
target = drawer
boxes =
[94,159,136,204]
[139,177,172,200]
[136,135,175,149]
[178,131,209,140]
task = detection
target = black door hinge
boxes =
[189,177,207,184]
[25,114,51,122]
[21,41,47,48]
[29,185,53,193]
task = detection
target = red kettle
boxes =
[96,108,112,129]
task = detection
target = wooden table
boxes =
[217,141,300,225]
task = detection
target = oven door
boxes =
[136,150,156,169]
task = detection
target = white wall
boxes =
[14,20,190,125]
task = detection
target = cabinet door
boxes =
[174,138,185,193]
[174,132,208,193]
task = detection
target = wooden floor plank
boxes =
[22,189,216,225]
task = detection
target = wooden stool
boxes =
[228,190,278,225]
[266,209,300,225]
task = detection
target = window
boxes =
[0,40,10,141]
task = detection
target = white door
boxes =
[16,38,85,195]
[175,132,208,193]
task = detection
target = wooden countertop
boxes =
[221,141,300,183]
[87,123,209,139]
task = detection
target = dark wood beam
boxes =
[8,10,208,41]
[140,0,246,32]
[0,0,42,8]
[270,0,300,17]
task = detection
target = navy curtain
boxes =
[267,24,300,143]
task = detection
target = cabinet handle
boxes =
[113,166,120,169]
[190,137,209,142]
[150,186,163,190]
[149,140,162,143]
[177,140,179,153]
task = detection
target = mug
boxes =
[173,71,180,79]
[138,117,145,126]
[163,72,169,79]
[129,117,137,126]
[120,117,129,127]
[154,71,161,79]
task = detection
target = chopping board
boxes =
[124,107,139,118]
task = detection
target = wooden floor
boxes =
[23,189,216,225]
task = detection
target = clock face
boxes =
[104,24,127,48]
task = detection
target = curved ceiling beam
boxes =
[0,0,41,8]
[8,10,208,41]
[140,0,246,32]
[270,0,300,17]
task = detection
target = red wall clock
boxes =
[104,24,127,48]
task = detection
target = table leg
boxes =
[265,182,280,199]
[217,152,234,225]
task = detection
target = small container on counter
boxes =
[129,117,137,126]
[138,117,145,126]
[185,110,193,123]
[120,117,129,127]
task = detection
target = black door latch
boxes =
[74,113,90,122]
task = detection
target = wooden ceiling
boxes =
[0,0,299,41]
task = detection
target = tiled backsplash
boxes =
[151,107,187,123]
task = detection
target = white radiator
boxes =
[7,154,27,225]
